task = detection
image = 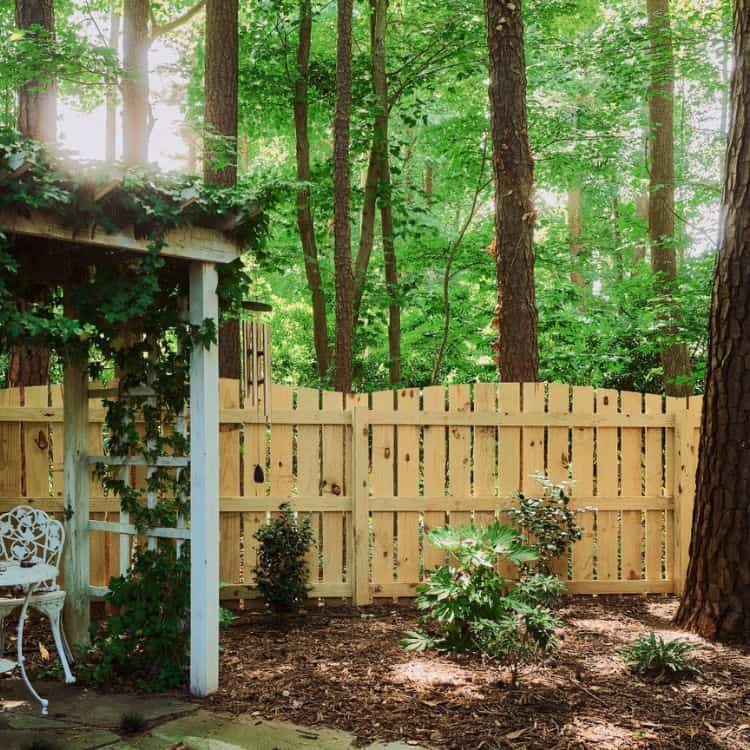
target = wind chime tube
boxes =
[263,323,271,422]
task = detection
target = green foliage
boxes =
[83,548,190,691]
[505,474,583,574]
[220,607,237,629]
[510,573,567,610]
[621,632,700,678]
[414,522,536,649]
[119,711,148,735]
[471,604,561,687]
[254,503,315,614]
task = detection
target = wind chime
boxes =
[241,301,272,419]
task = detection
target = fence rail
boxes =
[0,381,701,603]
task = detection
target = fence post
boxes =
[351,406,372,605]
[670,397,699,596]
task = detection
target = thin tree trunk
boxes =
[9,0,55,388]
[204,0,238,186]
[568,186,585,294]
[647,0,692,396]
[425,162,433,206]
[332,0,355,392]
[105,2,120,162]
[122,0,149,165]
[294,0,330,378]
[675,0,750,641]
[371,0,400,385]
[485,0,539,382]
[204,0,240,378]
[352,146,379,325]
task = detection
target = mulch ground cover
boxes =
[208,596,750,749]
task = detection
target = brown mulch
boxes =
[207,596,750,749]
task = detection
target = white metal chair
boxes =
[0,506,75,684]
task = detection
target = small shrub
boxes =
[414,521,537,648]
[83,547,190,691]
[119,711,147,735]
[505,473,583,574]
[254,503,314,614]
[220,607,237,629]
[511,573,567,609]
[621,632,700,677]
[472,603,561,687]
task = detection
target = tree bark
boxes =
[647,0,692,397]
[353,143,379,325]
[332,0,355,392]
[675,0,750,642]
[15,0,56,143]
[106,2,120,163]
[294,0,330,378]
[203,0,241,378]
[122,0,150,165]
[204,0,238,186]
[485,0,539,382]
[371,0,400,385]
[10,0,54,388]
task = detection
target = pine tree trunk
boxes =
[485,0,539,382]
[105,3,120,163]
[122,0,149,165]
[10,0,54,388]
[675,0,750,641]
[15,0,56,142]
[647,0,692,397]
[294,0,330,378]
[371,0,400,385]
[332,0,355,392]
[204,0,238,186]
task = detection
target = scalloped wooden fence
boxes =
[0,381,701,604]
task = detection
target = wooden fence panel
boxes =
[571,386,595,580]
[448,384,471,528]
[421,386,446,573]
[371,390,394,589]
[297,387,321,582]
[396,387,420,585]
[498,383,521,580]
[321,390,345,585]
[219,379,242,600]
[596,388,619,582]
[473,383,497,528]
[620,391,644,581]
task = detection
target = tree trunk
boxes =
[647,0,692,397]
[204,0,240,378]
[352,144,378,325]
[675,0,750,642]
[10,0,55,388]
[106,2,120,163]
[294,0,330,378]
[15,0,56,143]
[122,0,150,165]
[485,0,539,382]
[371,0,400,385]
[567,186,585,294]
[204,0,238,186]
[332,0,355,392]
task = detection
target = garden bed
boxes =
[209,596,750,749]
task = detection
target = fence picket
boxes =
[620,391,643,581]
[396,388,420,585]
[297,387,321,582]
[219,379,242,602]
[498,383,521,580]
[547,383,570,578]
[473,383,497,528]
[645,393,665,581]
[421,385,446,574]
[321,390,345,585]
[448,384,471,529]
[371,390,394,591]
[597,389,619,581]
[571,386,595,580]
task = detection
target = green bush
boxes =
[413,521,537,648]
[83,548,190,691]
[505,474,583,574]
[511,573,567,609]
[621,632,700,677]
[254,503,314,613]
[472,603,561,687]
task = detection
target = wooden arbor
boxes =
[1,207,240,696]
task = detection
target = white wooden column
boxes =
[63,358,90,646]
[189,261,220,696]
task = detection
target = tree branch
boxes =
[150,0,206,40]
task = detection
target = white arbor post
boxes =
[189,261,220,696]
[62,358,90,647]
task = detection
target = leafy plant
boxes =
[119,711,147,735]
[511,573,567,609]
[220,607,237,629]
[413,521,537,649]
[621,632,700,678]
[505,474,583,574]
[83,548,190,691]
[254,503,314,614]
[472,603,561,687]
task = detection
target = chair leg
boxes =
[61,622,74,665]
[36,601,75,684]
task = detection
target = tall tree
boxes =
[122,0,149,164]
[371,0,400,385]
[647,0,692,396]
[294,0,330,378]
[9,0,56,388]
[485,0,539,382]
[332,0,355,392]
[204,0,241,378]
[105,1,121,163]
[675,0,750,642]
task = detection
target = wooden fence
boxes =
[0,381,702,604]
